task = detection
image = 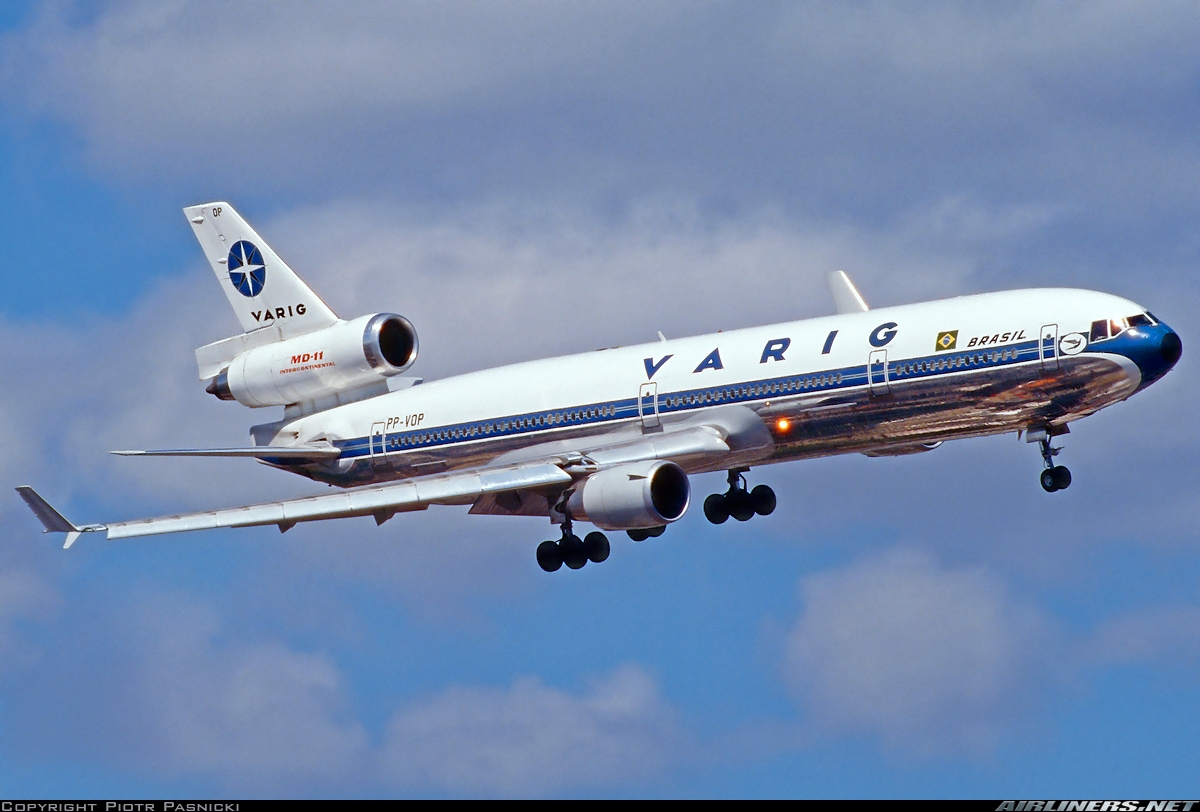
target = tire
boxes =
[584,531,610,563]
[562,534,588,569]
[703,493,729,524]
[1040,469,1058,492]
[728,490,755,522]
[1051,465,1072,491]
[537,540,563,572]
[750,484,776,516]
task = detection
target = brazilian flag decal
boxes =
[935,330,958,351]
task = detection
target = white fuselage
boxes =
[259,288,1163,494]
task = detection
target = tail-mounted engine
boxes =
[566,460,691,530]
[207,313,418,407]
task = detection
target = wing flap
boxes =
[102,462,571,540]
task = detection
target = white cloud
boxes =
[8,590,370,790]
[265,196,1002,375]
[782,547,1054,755]
[380,663,681,796]
[4,0,1196,226]
[135,608,369,786]
[0,0,695,172]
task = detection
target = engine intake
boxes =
[566,460,690,530]
[210,313,418,407]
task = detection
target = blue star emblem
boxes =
[227,241,266,297]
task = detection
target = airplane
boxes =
[17,202,1183,571]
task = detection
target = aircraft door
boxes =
[868,350,890,396]
[370,421,388,468]
[1039,324,1059,371]
[638,382,661,429]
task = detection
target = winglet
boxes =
[15,487,99,549]
[828,270,869,313]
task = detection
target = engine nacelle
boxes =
[209,313,418,407]
[566,460,690,530]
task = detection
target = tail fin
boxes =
[185,202,339,339]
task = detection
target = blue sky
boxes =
[1,1,1198,799]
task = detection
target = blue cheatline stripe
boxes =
[332,338,1047,460]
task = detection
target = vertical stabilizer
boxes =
[828,270,870,313]
[185,202,339,339]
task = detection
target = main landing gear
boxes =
[1036,435,1072,493]
[536,515,610,573]
[703,468,776,524]
[627,525,665,542]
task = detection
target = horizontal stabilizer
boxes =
[111,444,342,460]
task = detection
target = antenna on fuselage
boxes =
[828,270,869,314]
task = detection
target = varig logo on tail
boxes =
[228,241,266,297]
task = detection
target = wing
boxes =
[17,405,770,547]
[18,462,572,547]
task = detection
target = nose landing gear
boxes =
[1031,429,1072,493]
[703,468,776,524]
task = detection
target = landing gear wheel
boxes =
[584,531,610,563]
[750,484,776,516]
[1036,435,1071,494]
[562,534,588,569]
[707,470,777,524]
[627,528,650,541]
[1040,469,1058,492]
[537,540,563,572]
[646,525,666,538]
[728,489,755,522]
[704,493,729,524]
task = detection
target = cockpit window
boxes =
[1091,313,1155,342]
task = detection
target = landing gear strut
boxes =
[536,514,610,572]
[703,468,776,524]
[1036,435,1072,493]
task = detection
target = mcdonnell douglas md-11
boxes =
[17,203,1182,571]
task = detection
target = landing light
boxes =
[776,418,790,432]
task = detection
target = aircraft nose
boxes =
[1160,329,1182,368]
[1129,322,1181,391]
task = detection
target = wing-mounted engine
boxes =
[206,313,418,408]
[566,460,690,530]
